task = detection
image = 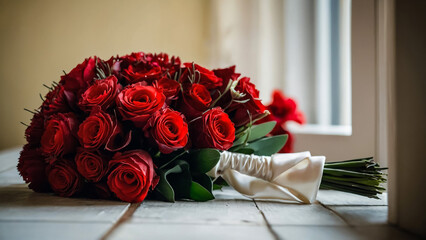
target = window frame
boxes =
[292,0,378,163]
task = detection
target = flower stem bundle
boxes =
[320,157,387,198]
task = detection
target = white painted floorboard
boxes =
[0,148,420,240]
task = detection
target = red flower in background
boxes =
[259,90,305,153]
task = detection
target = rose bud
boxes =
[79,75,121,112]
[144,108,188,154]
[40,113,78,156]
[156,77,180,102]
[179,83,212,120]
[182,63,222,89]
[77,108,114,149]
[75,150,109,182]
[60,57,97,93]
[25,112,45,147]
[107,150,158,203]
[47,159,83,197]
[18,144,50,192]
[116,83,166,128]
[191,107,235,151]
[227,77,267,127]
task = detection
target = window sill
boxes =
[287,122,352,136]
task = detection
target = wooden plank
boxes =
[0,221,111,240]
[272,226,363,240]
[317,189,387,206]
[213,186,252,201]
[0,147,21,173]
[255,202,345,226]
[354,226,420,240]
[109,223,275,240]
[131,198,263,225]
[0,167,24,186]
[0,184,130,223]
[274,225,419,240]
[330,206,388,226]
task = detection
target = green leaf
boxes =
[247,134,288,156]
[167,161,192,199]
[213,184,223,190]
[193,173,213,193]
[189,181,214,201]
[188,148,221,173]
[234,148,254,154]
[155,160,192,202]
[233,121,277,146]
[155,164,183,202]
[158,149,188,170]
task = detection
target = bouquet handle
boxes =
[207,151,325,203]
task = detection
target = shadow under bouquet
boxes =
[18,52,386,203]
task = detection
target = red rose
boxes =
[149,53,181,75]
[228,77,267,127]
[25,112,45,147]
[75,150,108,182]
[144,108,189,154]
[47,159,83,197]
[191,107,235,150]
[42,85,71,115]
[182,63,222,89]
[116,83,166,127]
[40,113,78,156]
[60,57,97,92]
[77,109,114,149]
[107,150,158,202]
[211,65,241,107]
[124,65,162,84]
[79,75,121,112]
[157,77,180,102]
[18,144,50,192]
[179,83,212,120]
[213,65,241,92]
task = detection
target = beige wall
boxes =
[0,0,211,150]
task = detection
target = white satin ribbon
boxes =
[207,151,325,203]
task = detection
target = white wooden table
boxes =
[0,147,419,240]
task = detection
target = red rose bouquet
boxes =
[18,52,386,203]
